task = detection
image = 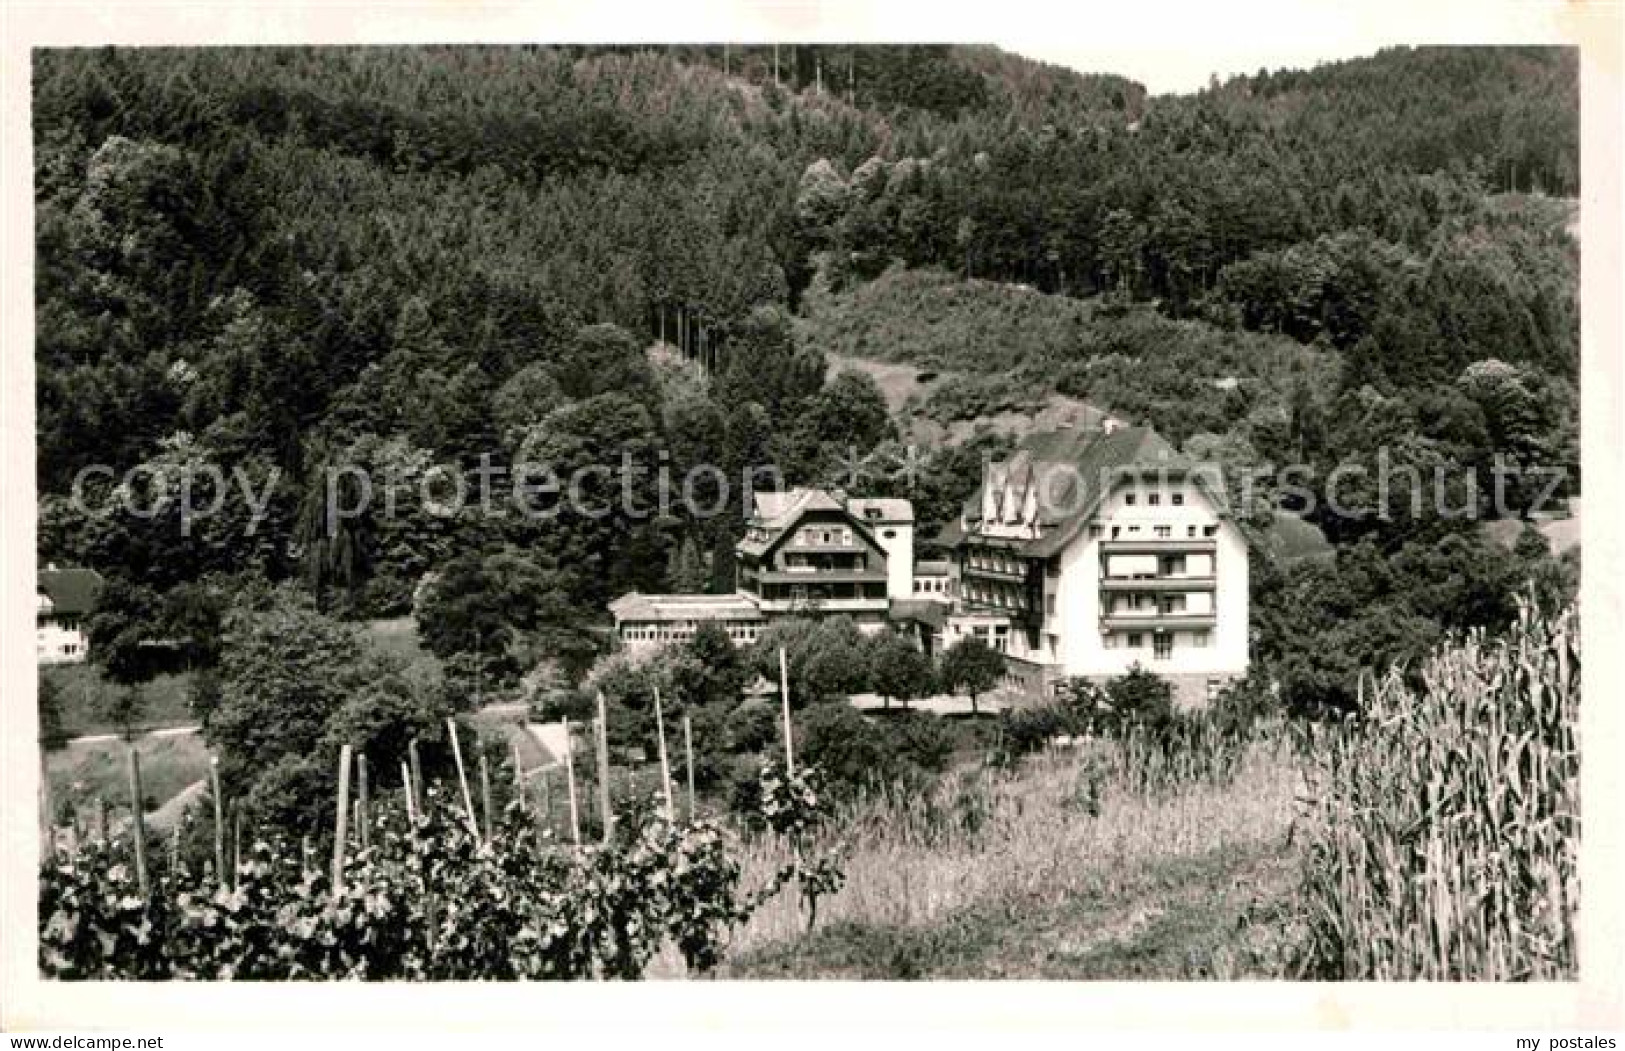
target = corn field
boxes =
[1297,599,1580,979]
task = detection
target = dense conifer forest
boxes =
[36,42,1579,739]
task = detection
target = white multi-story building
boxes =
[937,423,1248,708]
[36,565,104,665]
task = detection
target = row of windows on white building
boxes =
[1090,522,1220,541]
[1104,630,1213,657]
[621,621,763,645]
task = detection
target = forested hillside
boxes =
[36,44,1579,721]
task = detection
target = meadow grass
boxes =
[361,616,442,686]
[44,664,196,738]
[719,735,1302,977]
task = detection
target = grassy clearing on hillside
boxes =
[361,616,441,686]
[1262,512,1333,564]
[45,664,196,739]
[801,268,1101,375]
[46,731,212,825]
[719,738,1303,978]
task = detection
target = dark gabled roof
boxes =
[38,567,104,617]
[736,487,910,562]
[946,425,1228,559]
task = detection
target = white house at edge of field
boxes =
[37,564,104,665]
[935,421,1249,709]
[607,421,1248,709]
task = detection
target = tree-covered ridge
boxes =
[34,44,1577,486]
[34,44,1584,866]
[34,44,1579,700]
[1201,47,1578,196]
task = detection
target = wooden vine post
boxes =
[478,748,493,840]
[779,646,795,774]
[127,744,148,896]
[40,750,52,859]
[562,717,581,846]
[683,714,696,820]
[511,740,526,815]
[446,718,479,842]
[594,693,614,844]
[401,761,416,824]
[537,767,551,833]
[332,744,352,897]
[209,755,226,886]
[653,687,675,822]
[408,738,424,814]
[357,753,371,851]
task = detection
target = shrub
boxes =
[885,711,955,773]
[1102,664,1175,734]
[796,704,897,799]
[729,701,781,755]
[996,702,1074,762]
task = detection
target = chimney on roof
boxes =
[1101,416,1122,435]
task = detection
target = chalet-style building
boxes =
[37,565,104,665]
[936,423,1248,708]
[736,489,913,629]
[610,489,915,653]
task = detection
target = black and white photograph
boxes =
[1,0,1619,1037]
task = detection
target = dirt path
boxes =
[64,725,200,747]
[724,844,1302,979]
